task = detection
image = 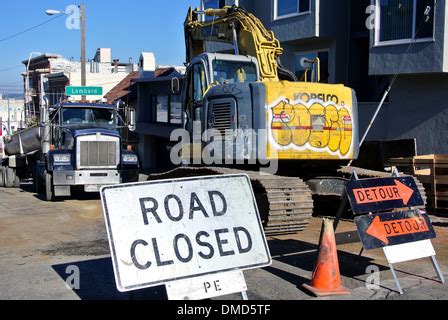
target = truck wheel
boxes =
[33,166,43,194]
[44,171,54,202]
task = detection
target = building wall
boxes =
[243,0,318,41]
[387,74,448,154]
[444,3,448,71]
[369,0,447,75]
[358,74,448,155]
[0,97,25,135]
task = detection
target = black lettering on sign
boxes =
[384,224,392,235]
[173,234,194,263]
[356,191,365,202]
[215,229,235,257]
[152,238,174,267]
[140,198,162,225]
[189,193,209,219]
[130,240,151,270]
[234,227,253,254]
[164,194,184,222]
[208,191,227,217]
[196,231,215,260]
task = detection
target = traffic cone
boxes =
[302,218,350,297]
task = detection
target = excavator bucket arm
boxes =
[184,5,285,81]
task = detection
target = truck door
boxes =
[183,62,208,162]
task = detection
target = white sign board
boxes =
[383,240,436,264]
[166,270,247,300]
[101,174,272,292]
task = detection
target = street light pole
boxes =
[47,3,87,101]
[80,2,87,101]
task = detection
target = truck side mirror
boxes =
[128,108,136,132]
[172,77,180,94]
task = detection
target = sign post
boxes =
[344,170,445,294]
[100,174,272,300]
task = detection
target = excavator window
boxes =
[212,60,257,84]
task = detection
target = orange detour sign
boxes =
[346,177,424,215]
[302,219,350,297]
[353,180,415,205]
[355,210,436,250]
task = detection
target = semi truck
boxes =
[0,101,139,201]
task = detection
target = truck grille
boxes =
[210,103,232,136]
[80,141,117,168]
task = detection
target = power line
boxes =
[0,65,22,72]
[0,14,65,43]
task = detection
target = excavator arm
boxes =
[184,5,296,82]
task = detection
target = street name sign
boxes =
[355,210,436,250]
[65,86,103,96]
[100,175,272,293]
[346,177,424,215]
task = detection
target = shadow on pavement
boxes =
[52,258,167,300]
[266,238,390,293]
[19,183,101,202]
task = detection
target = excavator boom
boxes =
[184,6,285,81]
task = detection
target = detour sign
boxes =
[355,210,436,250]
[100,175,272,292]
[346,177,424,214]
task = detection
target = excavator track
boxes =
[147,167,314,236]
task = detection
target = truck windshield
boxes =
[61,108,116,128]
[212,60,258,85]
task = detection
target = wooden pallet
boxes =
[389,155,448,214]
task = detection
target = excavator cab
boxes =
[183,53,260,143]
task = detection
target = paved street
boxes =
[0,184,447,300]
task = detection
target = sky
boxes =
[0,0,202,96]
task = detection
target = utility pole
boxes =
[80,2,87,101]
[7,97,11,134]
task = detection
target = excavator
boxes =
[150,5,423,235]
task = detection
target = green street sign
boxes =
[65,86,103,96]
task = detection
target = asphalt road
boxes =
[1,183,447,300]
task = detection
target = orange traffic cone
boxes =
[302,218,350,297]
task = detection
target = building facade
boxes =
[22,48,136,124]
[201,0,447,155]
[0,93,25,136]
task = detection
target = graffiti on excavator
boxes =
[268,100,354,158]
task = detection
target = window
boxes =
[170,95,183,124]
[193,64,207,103]
[156,95,169,123]
[274,0,310,20]
[294,51,329,83]
[212,59,258,84]
[376,0,435,44]
[61,108,116,128]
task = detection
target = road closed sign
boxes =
[100,175,272,292]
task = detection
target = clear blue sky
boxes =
[0,0,201,95]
